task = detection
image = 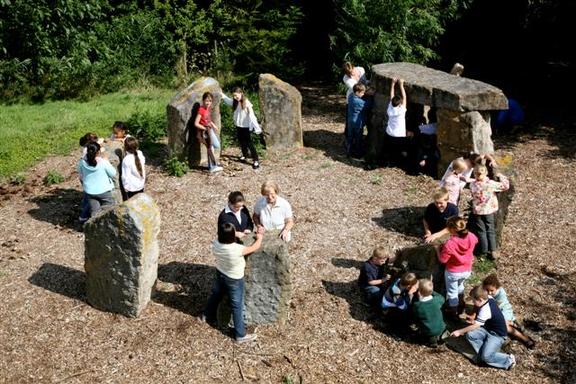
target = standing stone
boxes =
[167,77,222,167]
[102,140,125,203]
[393,244,444,293]
[84,193,160,317]
[258,74,303,150]
[491,152,515,247]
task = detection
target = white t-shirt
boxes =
[254,195,293,241]
[343,66,366,102]
[212,240,246,279]
[121,150,146,192]
[386,102,407,137]
[221,94,261,132]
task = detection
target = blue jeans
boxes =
[204,270,246,338]
[466,327,513,369]
[445,270,471,307]
[80,192,91,220]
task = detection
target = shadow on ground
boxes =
[303,129,366,169]
[372,206,425,239]
[27,188,84,231]
[300,84,345,121]
[28,263,86,302]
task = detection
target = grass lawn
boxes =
[0,88,173,181]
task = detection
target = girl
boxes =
[440,152,497,187]
[195,92,222,173]
[77,142,117,214]
[222,88,262,169]
[121,137,146,199]
[78,132,99,222]
[436,216,478,318]
[470,164,509,259]
[440,158,467,205]
[481,274,536,348]
[110,121,130,142]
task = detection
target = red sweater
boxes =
[438,232,478,273]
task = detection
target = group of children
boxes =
[77,122,146,221]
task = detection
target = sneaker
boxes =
[79,216,89,223]
[239,156,246,162]
[235,333,257,344]
[508,354,517,370]
[209,166,223,173]
[252,161,260,169]
[490,250,501,259]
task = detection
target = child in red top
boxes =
[436,216,478,318]
[194,92,222,173]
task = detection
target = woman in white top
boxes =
[253,180,294,242]
[121,137,146,199]
[221,87,262,169]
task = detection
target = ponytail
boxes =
[124,137,143,177]
[86,142,100,167]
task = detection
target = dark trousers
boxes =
[470,213,497,254]
[125,190,144,200]
[236,127,258,161]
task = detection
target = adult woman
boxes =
[253,181,294,241]
[217,191,254,242]
[77,142,116,214]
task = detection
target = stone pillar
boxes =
[436,109,495,172]
[84,193,160,317]
[393,244,444,292]
[492,152,515,247]
[166,77,222,167]
[102,140,125,203]
[258,74,303,151]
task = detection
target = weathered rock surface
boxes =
[371,62,508,112]
[393,244,443,289]
[167,77,222,167]
[84,193,160,317]
[491,152,515,247]
[102,140,125,203]
[258,74,303,150]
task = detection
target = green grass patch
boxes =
[0,88,173,180]
[469,257,497,286]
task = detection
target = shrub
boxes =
[126,109,167,143]
[43,170,65,186]
[164,156,188,177]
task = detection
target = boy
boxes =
[385,78,408,166]
[358,246,392,304]
[423,187,459,243]
[412,279,448,348]
[451,285,516,370]
[381,272,419,323]
[346,83,371,159]
[203,223,264,343]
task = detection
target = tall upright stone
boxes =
[102,140,125,203]
[84,193,160,317]
[167,77,222,167]
[258,74,303,151]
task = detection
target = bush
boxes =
[126,109,167,143]
[43,170,65,186]
[164,156,188,177]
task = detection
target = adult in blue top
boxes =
[78,142,117,215]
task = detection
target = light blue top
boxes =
[492,287,515,322]
[78,158,116,195]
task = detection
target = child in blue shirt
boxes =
[346,83,372,159]
[358,247,393,304]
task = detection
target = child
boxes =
[194,92,223,173]
[412,279,448,348]
[381,272,418,314]
[482,274,535,348]
[110,121,130,142]
[469,164,509,258]
[423,187,459,243]
[358,246,393,304]
[440,152,498,189]
[121,137,146,200]
[217,191,254,242]
[384,78,408,167]
[221,88,262,169]
[451,285,516,370]
[77,142,117,214]
[78,133,99,222]
[203,223,265,343]
[346,83,371,158]
[436,216,478,318]
[440,158,467,205]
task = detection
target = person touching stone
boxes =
[253,181,294,242]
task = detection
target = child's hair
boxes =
[474,164,488,178]
[112,121,127,135]
[399,272,418,288]
[353,83,366,93]
[371,246,388,261]
[482,273,502,289]
[228,191,245,205]
[452,158,467,173]
[79,132,98,147]
[218,222,237,244]
[432,187,449,202]
[124,137,143,177]
[85,142,101,167]
[342,61,354,76]
[202,91,213,101]
[232,87,246,109]
[446,216,468,237]
[463,152,481,163]
[470,285,488,301]
[391,95,402,107]
[261,180,280,195]
[418,278,434,297]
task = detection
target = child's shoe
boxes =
[252,161,260,169]
[209,165,223,173]
[507,354,517,370]
[235,333,257,344]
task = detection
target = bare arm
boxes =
[398,78,407,107]
[242,227,265,256]
[389,78,397,99]
[451,322,481,337]
[194,113,204,131]
[280,217,294,241]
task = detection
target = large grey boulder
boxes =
[258,74,303,150]
[84,193,161,317]
[167,77,222,167]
